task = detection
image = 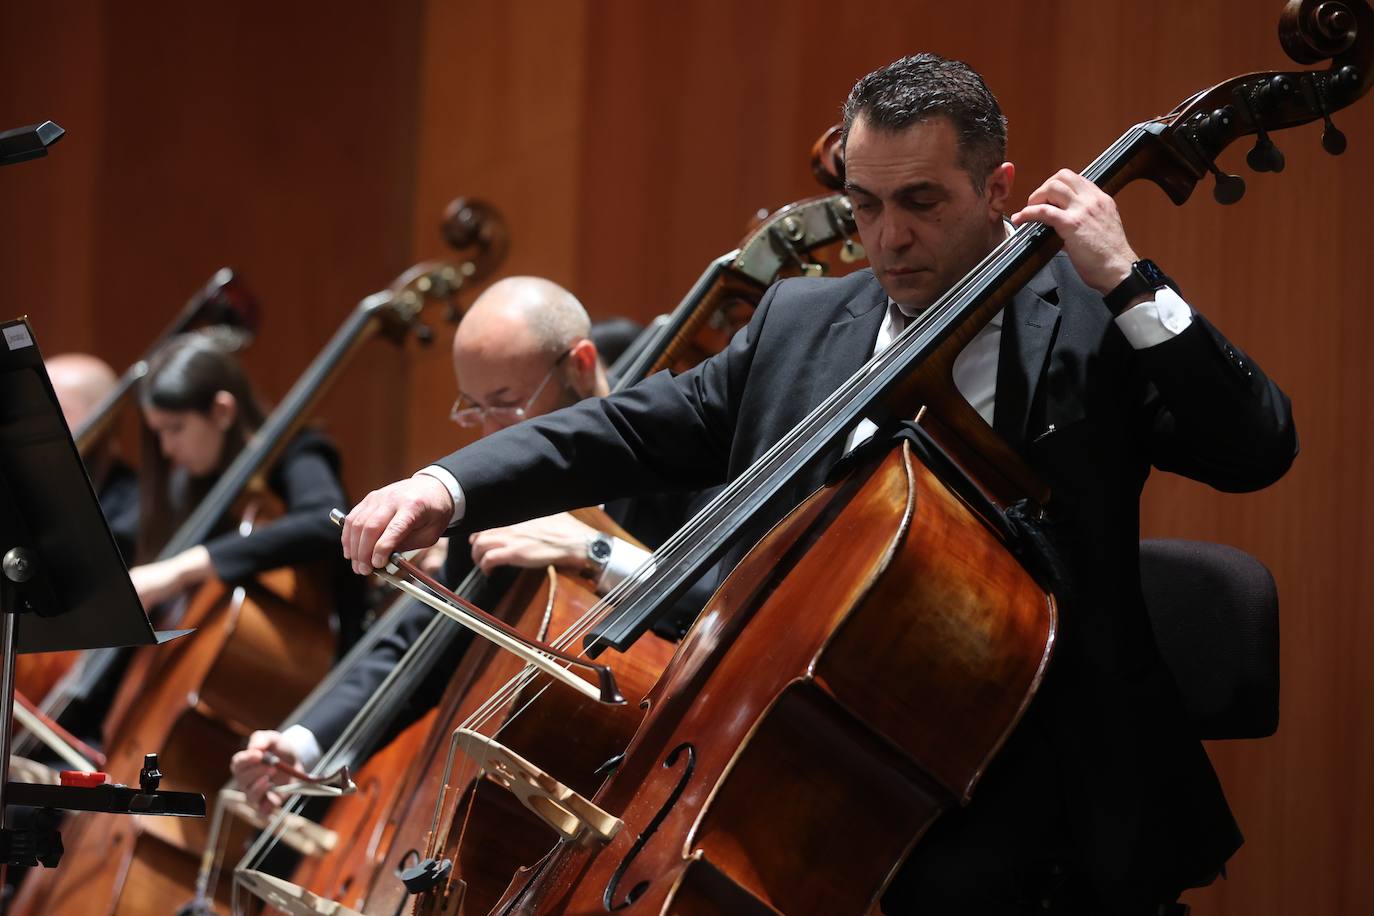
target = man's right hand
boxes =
[342,474,455,576]
[232,730,302,816]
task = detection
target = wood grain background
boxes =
[2,2,1368,911]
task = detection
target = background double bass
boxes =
[7,201,508,916]
[11,269,260,729]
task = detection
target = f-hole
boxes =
[603,743,696,911]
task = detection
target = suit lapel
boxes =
[802,267,1063,467]
[822,271,889,393]
[993,263,1062,453]
[808,273,888,474]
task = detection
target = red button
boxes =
[59,771,107,788]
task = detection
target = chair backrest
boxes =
[1139,539,1279,741]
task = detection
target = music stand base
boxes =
[2,552,206,869]
[0,809,62,868]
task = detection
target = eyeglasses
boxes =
[449,349,571,429]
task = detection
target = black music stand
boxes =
[0,317,203,869]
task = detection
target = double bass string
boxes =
[236,570,484,881]
[237,562,525,893]
[234,609,461,900]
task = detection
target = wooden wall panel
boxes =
[400,0,593,470]
[0,1,108,353]
[0,0,424,501]
[2,1,1370,913]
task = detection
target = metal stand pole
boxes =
[0,613,13,824]
[0,547,34,824]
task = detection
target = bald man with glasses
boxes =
[449,347,572,429]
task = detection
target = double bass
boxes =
[385,3,1365,913]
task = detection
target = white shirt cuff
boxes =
[414,466,466,525]
[1114,286,1194,349]
[596,538,654,595]
[279,724,323,770]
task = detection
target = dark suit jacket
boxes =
[199,429,368,652]
[203,429,350,582]
[97,458,139,565]
[433,257,1296,898]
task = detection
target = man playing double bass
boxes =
[342,55,1295,914]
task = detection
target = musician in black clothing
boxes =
[231,278,704,815]
[49,352,140,562]
[123,334,364,644]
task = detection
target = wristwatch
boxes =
[585,532,613,579]
[1102,259,1172,316]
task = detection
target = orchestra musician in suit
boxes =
[340,55,1296,914]
[232,277,706,814]
[49,352,140,562]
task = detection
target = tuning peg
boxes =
[1198,106,1237,146]
[1311,77,1348,155]
[1185,116,1246,205]
[1258,75,1295,111]
[1332,64,1361,98]
[1211,169,1247,205]
[1193,138,1246,204]
[1234,91,1285,173]
[1246,136,1286,173]
[1322,119,1348,155]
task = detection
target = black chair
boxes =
[1139,539,1280,740]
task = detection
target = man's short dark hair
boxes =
[841,53,1008,191]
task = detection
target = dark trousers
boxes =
[880,705,1186,916]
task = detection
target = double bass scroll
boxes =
[809,123,845,191]
[73,268,260,457]
[617,161,868,385]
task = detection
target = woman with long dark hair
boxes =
[127,334,360,639]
